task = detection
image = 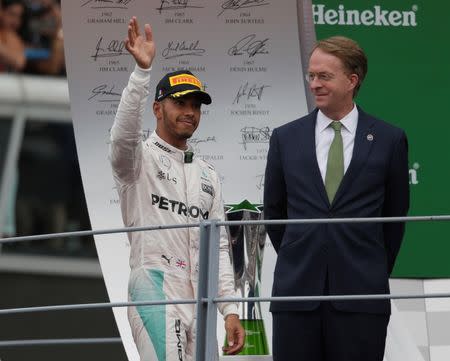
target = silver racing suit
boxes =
[109,65,238,361]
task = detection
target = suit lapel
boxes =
[301,110,330,208]
[332,107,376,206]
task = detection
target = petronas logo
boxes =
[313,4,418,27]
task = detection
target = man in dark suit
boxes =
[263,36,409,361]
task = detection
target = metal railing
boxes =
[1,215,450,360]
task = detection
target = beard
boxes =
[177,129,194,140]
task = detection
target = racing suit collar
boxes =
[149,131,194,163]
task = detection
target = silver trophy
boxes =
[225,202,268,355]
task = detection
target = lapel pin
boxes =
[367,134,374,141]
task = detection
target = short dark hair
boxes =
[312,36,368,97]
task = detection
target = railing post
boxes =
[195,221,209,361]
[195,219,221,361]
[0,110,26,252]
[205,219,220,360]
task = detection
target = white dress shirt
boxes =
[315,105,359,182]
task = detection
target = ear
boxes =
[153,101,161,119]
[348,73,359,91]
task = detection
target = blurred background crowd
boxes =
[0,0,96,258]
[1,0,65,76]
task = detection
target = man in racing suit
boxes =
[109,17,244,361]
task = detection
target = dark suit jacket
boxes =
[264,107,409,314]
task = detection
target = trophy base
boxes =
[223,319,269,356]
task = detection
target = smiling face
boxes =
[308,48,358,120]
[153,94,202,149]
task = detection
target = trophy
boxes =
[224,200,268,355]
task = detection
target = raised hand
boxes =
[124,17,156,69]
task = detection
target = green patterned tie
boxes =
[325,121,344,203]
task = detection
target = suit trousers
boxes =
[272,301,389,361]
